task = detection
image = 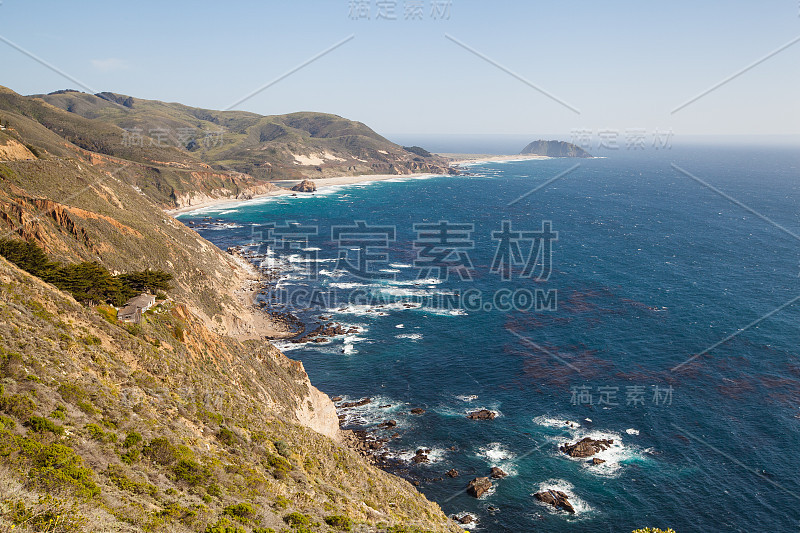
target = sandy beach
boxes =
[166,172,440,216]
[165,155,547,216]
[441,153,551,166]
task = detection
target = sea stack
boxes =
[291,179,317,192]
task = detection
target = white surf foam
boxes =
[546,428,649,477]
[533,415,582,429]
[532,479,593,516]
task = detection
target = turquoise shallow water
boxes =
[181,146,800,532]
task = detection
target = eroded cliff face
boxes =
[293,369,342,442]
[0,137,36,160]
[171,181,280,208]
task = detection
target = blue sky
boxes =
[1,0,798,139]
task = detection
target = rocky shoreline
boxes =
[223,236,600,525]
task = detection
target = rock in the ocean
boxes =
[490,467,507,479]
[410,408,426,415]
[466,477,492,498]
[340,397,371,408]
[378,419,397,428]
[446,469,459,478]
[591,458,606,465]
[520,140,592,158]
[467,409,496,420]
[534,489,576,514]
[560,437,613,458]
[412,448,430,463]
[291,179,317,192]
[454,514,475,524]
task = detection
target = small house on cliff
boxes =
[118,293,156,324]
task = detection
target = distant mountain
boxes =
[29,89,456,194]
[520,140,592,158]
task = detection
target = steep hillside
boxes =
[0,87,276,209]
[32,89,456,186]
[0,256,460,532]
[0,87,464,532]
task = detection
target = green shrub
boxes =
[204,517,245,533]
[85,423,116,443]
[14,433,42,456]
[30,443,99,498]
[82,334,101,346]
[272,496,290,510]
[274,439,291,457]
[217,426,236,446]
[96,304,118,323]
[144,437,180,465]
[122,430,142,448]
[0,413,16,430]
[173,458,210,485]
[0,428,19,456]
[0,393,36,419]
[50,404,66,420]
[267,454,292,478]
[57,383,96,414]
[154,502,199,524]
[121,447,140,465]
[206,483,222,497]
[284,512,311,527]
[3,495,87,533]
[223,502,254,521]
[106,464,158,496]
[325,515,353,531]
[250,430,267,444]
[25,416,64,435]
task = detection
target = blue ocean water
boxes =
[180,146,800,532]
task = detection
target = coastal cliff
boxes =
[0,86,463,532]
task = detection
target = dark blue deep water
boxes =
[180,146,800,532]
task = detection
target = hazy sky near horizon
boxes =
[1,0,798,139]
